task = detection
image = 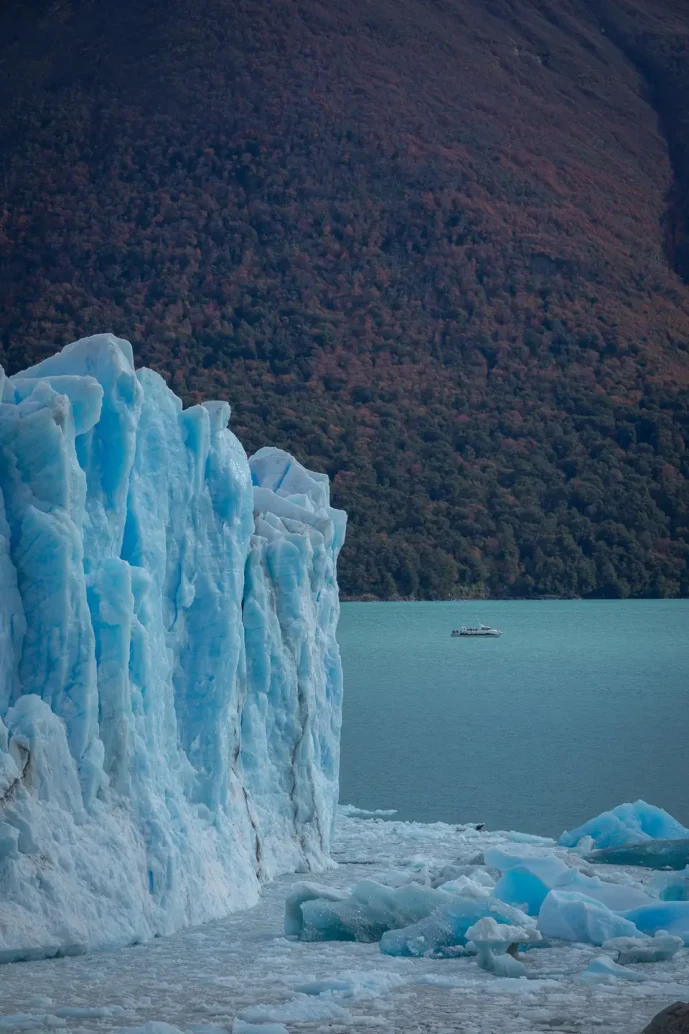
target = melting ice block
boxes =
[491,855,572,915]
[380,897,535,958]
[561,801,689,851]
[621,901,689,945]
[577,955,647,983]
[602,933,683,964]
[296,880,446,943]
[465,916,541,978]
[537,890,643,945]
[0,335,346,957]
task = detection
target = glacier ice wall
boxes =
[0,335,345,958]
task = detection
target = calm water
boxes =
[338,600,689,838]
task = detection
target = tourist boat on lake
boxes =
[451,624,502,637]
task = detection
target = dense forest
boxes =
[1,0,689,598]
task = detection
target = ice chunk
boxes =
[484,845,566,873]
[561,801,689,850]
[465,916,541,978]
[114,1025,186,1034]
[586,839,689,871]
[488,853,644,918]
[621,901,689,944]
[554,870,654,911]
[0,335,346,957]
[438,874,493,900]
[491,856,571,915]
[370,866,431,888]
[653,867,689,901]
[239,1000,350,1025]
[292,970,406,998]
[432,863,492,888]
[284,883,349,938]
[297,880,446,942]
[233,1022,289,1034]
[577,955,648,983]
[340,806,398,819]
[537,890,643,945]
[380,897,535,957]
[602,932,683,963]
[504,832,556,847]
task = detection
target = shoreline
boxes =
[341,594,580,603]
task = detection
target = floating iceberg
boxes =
[286,873,538,960]
[537,890,643,945]
[379,897,536,958]
[294,880,448,943]
[602,932,683,964]
[561,801,689,851]
[577,955,647,983]
[492,857,652,917]
[490,854,572,915]
[0,335,345,958]
[622,901,689,945]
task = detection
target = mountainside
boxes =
[1,0,689,599]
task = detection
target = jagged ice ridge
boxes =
[0,334,346,960]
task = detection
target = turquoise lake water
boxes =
[337,600,689,838]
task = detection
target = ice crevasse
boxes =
[0,334,346,960]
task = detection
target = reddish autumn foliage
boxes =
[1,0,689,598]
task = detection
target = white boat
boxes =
[451,624,502,638]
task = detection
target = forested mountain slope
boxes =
[1,0,689,598]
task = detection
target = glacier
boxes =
[0,334,346,959]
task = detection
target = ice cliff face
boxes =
[0,334,346,959]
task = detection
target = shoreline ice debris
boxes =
[0,334,346,959]
[288,802,689,980]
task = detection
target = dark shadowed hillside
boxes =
[1,0,689,599]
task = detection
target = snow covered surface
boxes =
[0,335,345,957]
[0,809,688,1033]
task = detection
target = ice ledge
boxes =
[0,334,345,957]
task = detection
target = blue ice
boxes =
[0,335,346,958]
[560,801,689,851]
[380,897,535,958]
[537,890,643,945]
[577,955,647,983]
[622,901,689,945]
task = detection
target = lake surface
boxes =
[337,600,689,838]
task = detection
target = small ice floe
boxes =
[292,970,406,999]
[465,916,542,978]
[340,806,398,819]
[577,955,648,984]
[233,1020,290,1034]
[602,931,684,964]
